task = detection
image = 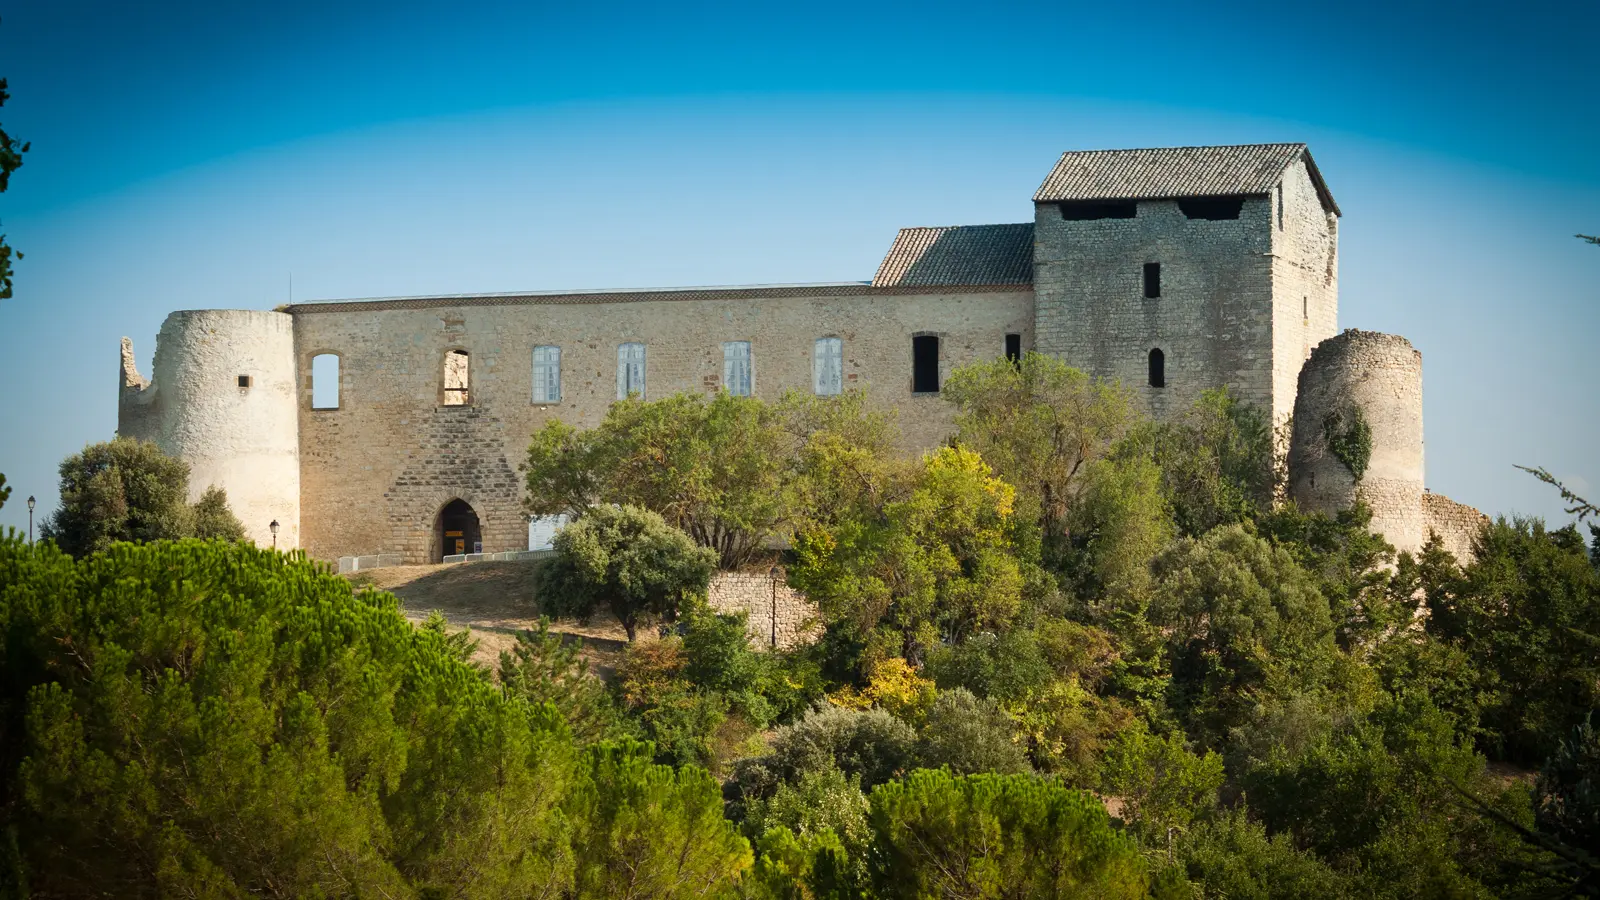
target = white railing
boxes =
[337,553,404,574]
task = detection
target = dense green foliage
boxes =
[537,503,717,640]
[39,438,247,557]
[0,55,25,300]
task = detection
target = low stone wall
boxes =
[1423,492,1489,565]
[707,571,822,650]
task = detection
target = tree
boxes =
[0,537,580,897]
[536,503,717,641]
[525,392,797,568]
[1151,388,1276,537]
[0,44,27,300]
[943,353,1138,560]
[791,446,1028,661]
[568,741,752,899]
[912,688,1032,776]
[38,438,250,556]
[866,770,1177,899]
[499,618,635,744]
[1098,721,1224,840]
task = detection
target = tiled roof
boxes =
[1033,143,1339,214]
[871,223,1035,287]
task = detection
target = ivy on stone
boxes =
[1322,408,1372,482]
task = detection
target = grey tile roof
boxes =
[1033,143,1339,214]
[871,223,1035,287]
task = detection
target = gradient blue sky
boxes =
[0,0,1595,535]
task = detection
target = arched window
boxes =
[311,353,340,409]
[1148,348,1166,388]
[813,337,843,396]
[617,342,646,399]
[443,350,470,406]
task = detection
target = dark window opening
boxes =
[1302,296,1308,319]
[1059,200,1137,220]
[1148,348,1166,388]
[237,374,252,389]
[912,335,940,393]
[1178,197,1245,220]
[1143,262,1161,299]
[1005,333,1022,368]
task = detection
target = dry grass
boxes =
[349,560,630,674]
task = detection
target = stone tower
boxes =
[1288,329,1426,555]
[1031,143,1340,424]
[119,309,301,549]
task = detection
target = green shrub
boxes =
[913,688,1031,776]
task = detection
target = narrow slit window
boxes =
[1143,262,1161,299]
[1302,296,1308,319]
[311,354,340,409]
[813,337,843,396]
[617,342,646,399]
[1148,348,1166,388]
[443,350,470,406]
[532,345,561,403]
[912,335,940,393]
[723,341,753,396]
[1005,333,1022,367]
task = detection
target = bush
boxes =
[1098,721,1224,839]
[743,764,873,876]
[498,618,635,744]
[1177,810,1355,900]
[913,688,1031,776]
[537,503,717,641]
[746,704,916,798]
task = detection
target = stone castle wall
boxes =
[1270,159,1340,425]
[118,309,302,548]
[1423,492,1490,564]
[1289,330,1426,555]
[1032,194,1277,420]
[707,571,822,650]
[289,286,1034,563]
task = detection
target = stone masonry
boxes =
[707,571,822,650]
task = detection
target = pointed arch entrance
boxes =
[436,499,482,560]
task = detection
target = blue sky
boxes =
[0,0,1595,534]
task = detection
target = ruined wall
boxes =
[289,285,1034,563]
[1423,492,1489,565]
[707,571,821,650]
[1032,195,1276,420]
[118,309,301,548]
[1288,330,1425,555]
[1270,158,1340,425]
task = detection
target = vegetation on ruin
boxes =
[1321,405,1374,482]
[4,359,1599,898]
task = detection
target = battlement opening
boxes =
[1059,200,1136,221]
[1178,197,1245,220]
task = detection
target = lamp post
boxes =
[27,496,35,545]
[269,519,279,551]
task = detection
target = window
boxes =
[532,345,561,403]
[617,342,646,399]
[1302,296,1308,320]
[814,337,844,396]
[1005,333,1022,368]
[1277,184,1285,230]
[1178,197,1245,220]
[723,341,753,396]
[1059,200,1137,220]
[443,350,470,406]
[1148,348,1166,388]
[1143,262,1161,299]
[237,374,252,389]
[912,335,940,393]
[311,354,340,409]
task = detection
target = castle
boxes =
[116,143,1486,565]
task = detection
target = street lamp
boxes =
[269,519,280,551]
[27,496,35,545]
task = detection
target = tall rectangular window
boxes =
[311,354,340,409]
[814,337,843,395]
[1143,262,1161,299]
[912,335,940,393]
[722,341,753,396]
[1005,333,1022,368]
[532,345,561,403]
[617,342,646,399]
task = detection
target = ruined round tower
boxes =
[119,309,301,549]
[1288,329,1426,555]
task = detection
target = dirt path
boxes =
[350,560,630,673]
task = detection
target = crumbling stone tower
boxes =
[119,309,301,549]
[1031,143,1340,424]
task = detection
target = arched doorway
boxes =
[437,499,482,560]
